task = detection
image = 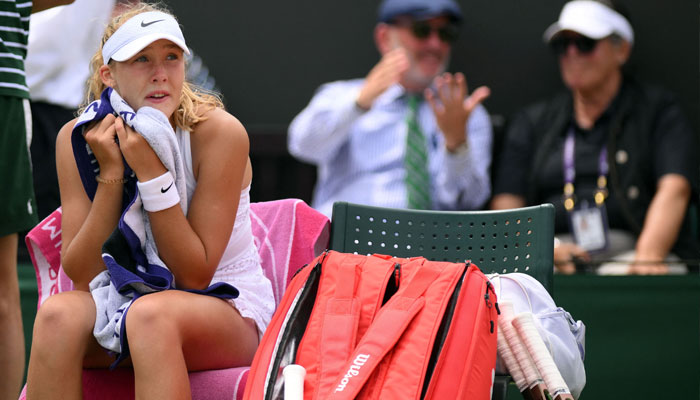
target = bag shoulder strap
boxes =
[325,258,443,400]
[315,256,363,394]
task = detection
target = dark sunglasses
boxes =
[550,35,599,55]
[396,21,460,43]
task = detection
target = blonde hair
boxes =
[81,2,223,131]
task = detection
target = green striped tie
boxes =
[404,95,431,210]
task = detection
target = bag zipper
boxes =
[484,280,498,334]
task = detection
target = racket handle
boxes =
[513,313,571,398]
[497,325,528,392]
[283,364,306,400]
[499,302,543,389]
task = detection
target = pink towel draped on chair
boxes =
[19,198,330,400]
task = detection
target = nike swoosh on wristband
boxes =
[161,182,174,193]
[141,19,164,28]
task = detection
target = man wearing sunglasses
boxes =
[288,0,492,217]
[492,0,698,275]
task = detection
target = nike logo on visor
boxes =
[141,19,164,27]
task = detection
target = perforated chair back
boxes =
[330,202,554,292]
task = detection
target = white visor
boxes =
[543,1,634,44]
[102,11,190,65]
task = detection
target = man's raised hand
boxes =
[356,47,409,110]
[425,72,490,151]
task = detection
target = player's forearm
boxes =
[62,185,122,289]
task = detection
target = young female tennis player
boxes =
[26,3,274,398]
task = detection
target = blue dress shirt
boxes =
[288,79,493,217]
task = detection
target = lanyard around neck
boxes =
[562,126,609,211]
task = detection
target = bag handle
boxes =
[325,258,443,399]
[316,257,363,395]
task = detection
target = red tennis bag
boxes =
[244,250,498,400]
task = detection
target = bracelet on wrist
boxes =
[95,175,127,185]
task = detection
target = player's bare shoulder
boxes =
[56,118,79,151]
[192,106,249,154]
[195,106,246,137]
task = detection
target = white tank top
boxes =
[175,127,274,338]
[175,127,256,267]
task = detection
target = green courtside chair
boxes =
[329,201,555,399]
[329,202,554,289]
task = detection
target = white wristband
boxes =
[137,171,180,212]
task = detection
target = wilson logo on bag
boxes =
[244,250,499,400]
[335,354,370,393]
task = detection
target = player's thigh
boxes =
[127,290,259,370]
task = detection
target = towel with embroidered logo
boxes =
[71,88,239,366]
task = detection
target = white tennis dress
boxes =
[176,127,275,339]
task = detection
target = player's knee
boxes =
[125,293,175,340]
[33,294,90,343]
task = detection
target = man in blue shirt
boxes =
[288,0,492,217]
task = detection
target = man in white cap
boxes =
[288,0,493,217]
[491,0,698,275]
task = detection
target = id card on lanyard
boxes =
[563,127,610,252]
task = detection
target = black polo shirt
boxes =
[494,80,697,235]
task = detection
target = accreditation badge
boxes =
[567,199,609,252]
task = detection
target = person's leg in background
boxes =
[30,101,74,219]
[0,233,25,399]
[0,96,38,399]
